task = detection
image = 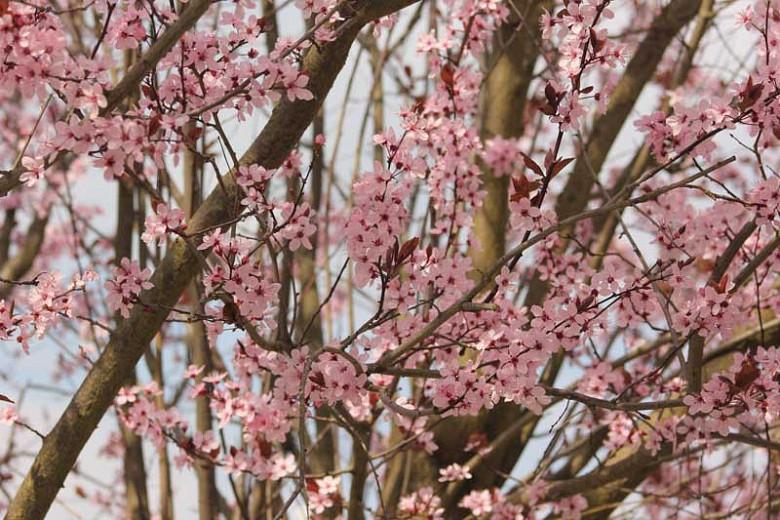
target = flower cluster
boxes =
[346,162,411,286]
[141,203,186,245]
[105,259,153,318]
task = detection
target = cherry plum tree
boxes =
[2,0,780,519]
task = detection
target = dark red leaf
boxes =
[440,65,455,87]
[734,357,760,390]
[398,236,419,263]
[148,115,161,136]
[590,28,605,52]
[739,77,764,111]
[511,174,530,200]
[543,149,554,170]
[520,152,543,177]
[257,439,272,458]
[384,243,395,269]
[544,83,558,106]
[309,371,326,387]
[539,103,557,116]
[577,294,595,311]
[550,157,574,178]
[189,125,204,142]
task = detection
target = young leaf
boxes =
[520,152,544,177]
[550,157,574,178]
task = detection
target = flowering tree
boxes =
[4,0,780,518]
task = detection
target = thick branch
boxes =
[2,2,420,518]
[0,213,49,300]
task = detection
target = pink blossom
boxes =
[459,489,494,516]
[554,494,588,520]
[105,258,153,318]
[439,463,473,482]
[142,203,186,245]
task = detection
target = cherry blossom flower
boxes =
[439,463,473,482]
[105,259,153,318]
[142,203,186,245]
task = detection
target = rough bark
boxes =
[0,214,49,300]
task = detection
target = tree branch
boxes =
[2,2,421,518]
